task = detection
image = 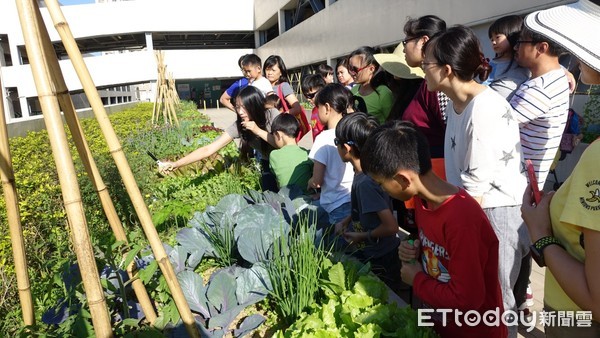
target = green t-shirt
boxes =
[351,84,394,124]
[269,145,313,191]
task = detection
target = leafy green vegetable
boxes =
[275,259,439,338]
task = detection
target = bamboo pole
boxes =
[0,69,35,327]
[42,1,200,337]
[29,6,158,324]
[15,1,113,336]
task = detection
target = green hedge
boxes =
[0,101,259,335]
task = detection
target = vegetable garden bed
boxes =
[0,102,435,337]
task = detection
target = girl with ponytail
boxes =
[307,83,355,227]
[348,46,394,124]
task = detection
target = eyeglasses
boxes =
[420,61,439,70]
[304,91,318,99]
[348,64,370,75]
[402,36,420,46]
[515,40,540,47]
[334,138,356,146]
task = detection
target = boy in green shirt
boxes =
[269,114,313,192]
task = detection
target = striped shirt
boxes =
[510,68,569,187]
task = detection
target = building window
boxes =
[284,0,325,31]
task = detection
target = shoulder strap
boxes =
[277,84,289,112]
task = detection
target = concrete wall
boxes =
[255,0,572,68]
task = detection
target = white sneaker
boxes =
[525,285,534,307]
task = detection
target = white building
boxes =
[1,0,576,129]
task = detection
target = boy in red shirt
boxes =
[361,121,506,338]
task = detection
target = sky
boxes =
[58,0,95,5]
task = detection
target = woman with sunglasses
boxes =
[159,86,279,191]
[348,46,394,124]
[401,15,447,158]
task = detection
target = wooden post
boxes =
[42,1,200,337]
[29,4,157,324]
[0,68,35,327]
[15,0,113,336]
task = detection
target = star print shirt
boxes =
[444,88,526,208]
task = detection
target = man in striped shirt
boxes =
[510,26,570,188]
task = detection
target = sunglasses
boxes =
[402,36,420,46]
[348,64,370,75]
[305,91,318,99]
[334,138,356,146]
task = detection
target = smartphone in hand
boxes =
[526,159,541,204]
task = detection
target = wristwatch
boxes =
[530,236,564,267]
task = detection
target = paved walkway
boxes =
[200,107,588,338]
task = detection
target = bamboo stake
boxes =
[30,6,157,324]
[15,1,113,336]
[43,1,200,337]
[0,68,35,327]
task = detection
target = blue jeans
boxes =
[311,201,351,250]
[327,202,351,224]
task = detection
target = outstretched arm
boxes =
[160,132,233,174]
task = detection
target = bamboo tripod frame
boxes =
[152,51,180,127]
[27,0,157,326]
[0,70,35,326]
[12,0,201,337]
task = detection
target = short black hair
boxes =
[271,113,300,138]
[361,120,432,178]
[301,73,326,95]
[265,93,281,108]
[317,64,334,77]
[335,112,379,158]
[241,54,262,67]
[238,54,248,68]
[521,27,565,57]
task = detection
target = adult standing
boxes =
[401,15,448,158]
[521,1,600,336]
[263,55,304,118]
[348,46,394,124]
[422,25,527,338]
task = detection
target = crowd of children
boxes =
[162,3,600,336]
